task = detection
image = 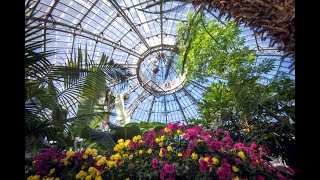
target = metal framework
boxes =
[26,0,295,125]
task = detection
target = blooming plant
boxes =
[26,123,295,180]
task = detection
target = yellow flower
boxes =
[177,153,182,157]
[85,175,92,180]
[55,178,60,180]
[177,129,182,134]
[83,154,88,159]
[96,157,106,166]
[232,176,240,180]
[95,176,103,180]
[160,135,165,141]
[237,151,246,160]
[49,168,55,175]
[75,170,88,179]
[159,148,165,157]
[167,146,173,152]
[28,175,40,180]
[88,167,97,174]
[204,157,209,163]
[147,148,152,154]
[107,161,115,168]
[132,135,142,143]
[110,153,121,161]
[66,151,75,157]
[129,154,133,160]
[124,139,131,147]
[139,150,144,154]
[118,139,124,143]
[232,165,239,172]
[159,142,163,147]
[122,154,128,159]
[212,157,219,165]
[64,160,70,166]
[191,152,198,160]
[155,138,160,143]
[164,127,171,133]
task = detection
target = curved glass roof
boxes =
[26,0,295,126]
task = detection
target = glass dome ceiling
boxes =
[25,0,295,126]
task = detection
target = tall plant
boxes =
[25,5,135,155]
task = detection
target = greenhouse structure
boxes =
[25,0,295,179]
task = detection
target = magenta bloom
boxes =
[142,130,156,147]
[188,141,197,149]
[129,141,138,150]
[199,159,210,173]
[256,175,265,180]
[183,149,191,158]
[208,139,222,152]
[160,162,176,180]
[167,122,179,131]
[152,158,160,169]
[222,136,233,145]
[287,167,295,175]
[234,158,241,164]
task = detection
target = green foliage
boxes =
[125,121,167,134]
[175,11,295,168]
[199,58,295,167]
[25,5,133,155]
[176,12,255,82]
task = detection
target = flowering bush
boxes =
[26,123,295,180]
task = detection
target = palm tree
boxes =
[25,4,133,155]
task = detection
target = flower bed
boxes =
[27,123,294,180]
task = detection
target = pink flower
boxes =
[142,130,156,147]
[167,122,179,131]
[152,158,160,169]
[188,141,197,149]
[233,142,245,149]
[250,143,257,149]
[223,136,233,145]
[234,158,241,164]
[183,149,191,158]
[129,141,138,150]
[160,162,176,180]
[199,159,210,173]
[287,167,295,175]
[208,139,222,152]
[256,175,265,180]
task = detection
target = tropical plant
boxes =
[25,4,135,156]
[26,123,295,180]
[175,12,255,81]
[145,0,295,70]
[174,11,295,169]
